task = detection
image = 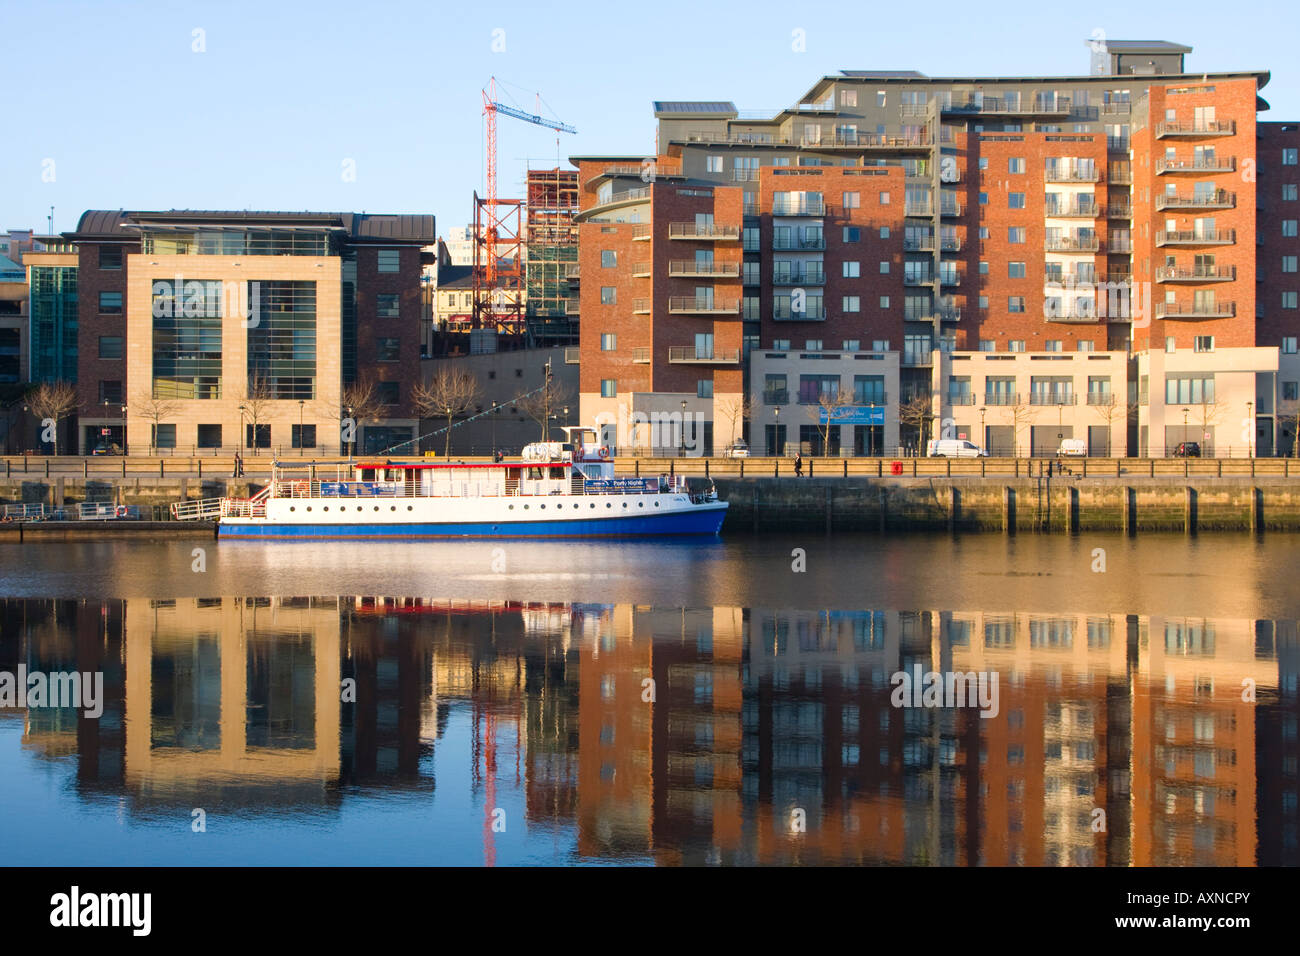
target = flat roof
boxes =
[72,209,437,243]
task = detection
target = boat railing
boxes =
[267,474,690,499]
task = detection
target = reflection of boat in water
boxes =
[218,428,728,539]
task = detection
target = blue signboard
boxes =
[818,405,886,426]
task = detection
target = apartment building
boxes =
[49,209,434,455]
[576,40,1299,456]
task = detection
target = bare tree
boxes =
[133,392,180,453]
[24,381,79,454]
[413,367,483,457]
[1282,399,1300,458]
[898,392,935,455]
[514,376,571,444]
[715,394,752,450]
[1195,398,1227,456]
[807,387,854,456]
[1005,396,1037,458]
[1090,393,1124,456]
[240,375,277,455]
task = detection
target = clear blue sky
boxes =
[3,0,1296,236]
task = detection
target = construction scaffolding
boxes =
[525,168,579,347]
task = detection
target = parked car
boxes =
[926,438,989,458]
[90,443,119,456]
[722,441,749,458]
[1056,438,1087,457]
[1173,441,1202,458]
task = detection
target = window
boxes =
[1285,382,1299,401]
[843,261,860,278]
[1044,340,1062,352]
[1285,148,1299,166]
[1285,184,1298,201]
[99,246,123,270]
[1008,297,1025,312]
[1166,336,1177,353]
[601,333,616,351]
[1285,292,1299,309]
[978,192,989,205]
[842,340,860,351]
[843,296,860,313]
[879,261,890,274]
[879,296,890,309]
[601,287,616,305]
[197,424,222,448]
[1009,340,1026,352]
[1008,262,1026,278]
[840,89,857,107]
[979,339,995,352]
[377,381,399,405]
[872,340,889,352]
[879,191,891,205]
[979,226,990,240]
[979,295,988,309]
[1008,157,1025,174]
[376,337,400,362]
[377,249,401,273]
[798,374,842,403]
[697,379,713,398]
[601,379,616,398]
[854,375,885,404]
[843,227,860,243]
[843,191,860,209]
[153,423,176,449]
[979,261,990,275]
[98,336,123,359]
[1285,256,1298,273]
[978,157,989,170]
[1077,340,1094,352]
[880,226,890,239]
[1165,376,1215,404]
[99,291,122,314]
[377,293,400,318]
[1194,335,1214,352]
[805,339,823,351]
[1008,227,1026,244]
[706,156,723,172]
[1008,192,1026,209]
[1284,220,1298,238]
[1284,336,1298,354]
[601,250,617,268]
[99,380,123,403]
[291,424,317,449]
[876,91,886,107]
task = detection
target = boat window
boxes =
[361,469,376,481]
[527,467,544,480]
[549,466,566,479]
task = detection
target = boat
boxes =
[217,428,728,539]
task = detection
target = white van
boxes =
[1056,438,1087,457]
[926,438,988,458]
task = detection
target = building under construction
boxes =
[524,168,579,347]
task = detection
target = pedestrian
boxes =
[794,453,803,478]
[233,451,243,478]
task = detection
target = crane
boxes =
[474,78,576,338]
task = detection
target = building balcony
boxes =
[631,225,651,241]
[1045,201,1102,218]
[903,273,935,287]
[1155,229,1236,246]
[947,394,978,406]
[817,132,930,150]
[1155,190,1235,211]
[631,261,652,277]
[939,272,961,287]
[1044,236,1101,253]
[772,269,826,286]
[902,348,933,367]
[1087,393,1116,406]
[772,199,826,216]
[984,393,1022,406]
[631,347,651,364]
[1155,301,1236,319]
[942,96,1071,117]
[940,201,963,217]
[564,347,581,364]
[667,347,740,365]
[667,296,741,315]
[773,306,827,321]
[1155,266,1236,283]
[1106,203,1132,218]
[1107,169,1133,185]
[632,298,651,314]
[1100,102,1132,115]
[667,260,740,277]
[1046,308,1100,323]
[743,203,760,216]
[772,236,825,251]
[1044,168,1101,183]
[1030,393,1078,406]
[668,223,740,240]
[564,264,581,281]
[1155,120,1237,138]
[1155,157,1237,174]
[588,163,682,185]
[587,187,651,214]
[1107,238,1132,253]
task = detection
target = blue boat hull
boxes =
[219,507,728,539]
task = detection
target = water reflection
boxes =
[2,597,1297,865]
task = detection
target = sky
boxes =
[3,0,1298,236]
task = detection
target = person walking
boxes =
[793,453,804,478]
[233,451,243,478]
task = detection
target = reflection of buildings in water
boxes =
[2,596,1296,866]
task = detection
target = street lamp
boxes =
[1247,401,1254,459]
[1182,407,1190,455]
[680,400,688,457]
[239,404,247,457]
[979,406,987,452]
[772,405,780,456]
[121,403,127,456]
